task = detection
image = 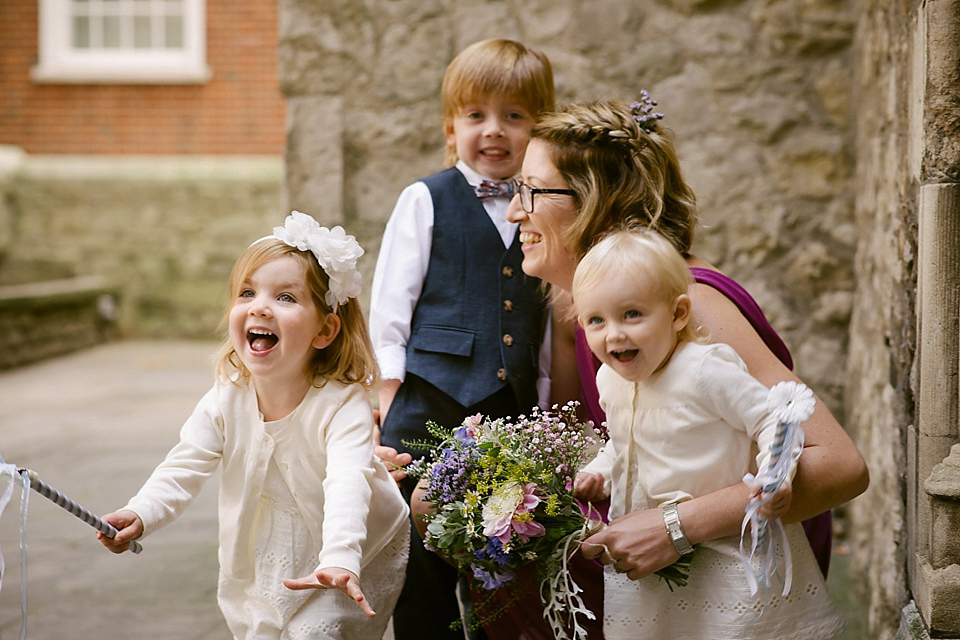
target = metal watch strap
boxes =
[661,502,695,555]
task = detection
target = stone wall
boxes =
[847,1,960,638]
[280,0,858,423]
[0,154,283,341]
[0,276,119,370]
[846,1,917,636]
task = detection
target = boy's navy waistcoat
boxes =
[404,167,546,410]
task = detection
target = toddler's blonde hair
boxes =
[442,38,555,167]
[215,238,379,389]
[573,227,698,344]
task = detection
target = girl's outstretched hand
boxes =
[97,509,143,553]
[284,568,375,617]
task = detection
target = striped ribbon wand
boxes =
[738,382,813,597]
[17,468,143,554]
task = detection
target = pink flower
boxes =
[462,413,484,438]
[482,482,545,544]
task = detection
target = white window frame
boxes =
[32,0,211,84]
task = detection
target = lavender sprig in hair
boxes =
[630,90,665,133]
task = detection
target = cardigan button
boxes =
[502,265,514,278]
[503,299,513,312]
[502,334,514,346]
[497,368,508,381]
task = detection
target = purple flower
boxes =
[472,565,515,590]
[477,536,512,566]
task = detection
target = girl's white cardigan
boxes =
[125,378,409,579]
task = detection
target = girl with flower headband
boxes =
[97,211,410,640]
[571,228,844,639]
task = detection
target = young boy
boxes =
[370,38,555,639]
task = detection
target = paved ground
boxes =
[0,340,865,640]
[0,341,231,640]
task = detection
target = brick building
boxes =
[1,0,284,155]
[0,0,287,365]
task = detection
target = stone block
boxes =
[896,601,932,640]
[924,444,960,567]
[0,276,120,369]
[915,558,960,637]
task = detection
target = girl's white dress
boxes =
[125,379,410,640]
[583,341,845,640]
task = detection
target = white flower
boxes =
[273,211,364,310]
[766,381,815,424]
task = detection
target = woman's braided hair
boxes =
[530,98,697,261]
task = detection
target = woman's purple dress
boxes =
[479,268,831,639]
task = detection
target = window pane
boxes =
[102,15,121,48]
[72,15,91,48]
[133,15,152,48]
[164,15,184,48]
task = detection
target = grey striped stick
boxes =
[18,468,143,554]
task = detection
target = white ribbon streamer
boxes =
[738,383,808,602]
[1,458,30,640]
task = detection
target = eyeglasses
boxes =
[512,179,576,213]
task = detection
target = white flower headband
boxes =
[271,211,364,311]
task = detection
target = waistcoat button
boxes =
[497,368,508,381]
[502,265,514,278]
[503,299,513,312]
[502,334,513,346]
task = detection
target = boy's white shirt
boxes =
[370,160,551,405]
[124,379,409,579]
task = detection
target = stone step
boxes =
[0,275,120,369]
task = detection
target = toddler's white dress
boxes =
[584,341,845,640]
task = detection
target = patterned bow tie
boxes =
[475,179,516,200]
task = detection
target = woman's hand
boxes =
[284,567,375,617]
[581,508,680,581]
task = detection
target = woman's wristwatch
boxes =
[661,502,695,555]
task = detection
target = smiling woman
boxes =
[502,98,868,639]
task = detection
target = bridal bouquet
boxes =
[405,402,616,639]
